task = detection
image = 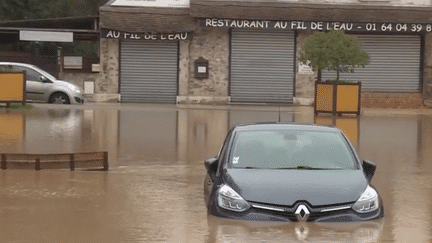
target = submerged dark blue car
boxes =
[204,123,384,222]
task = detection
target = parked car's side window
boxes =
[0,65,13,71]
[12,66,42,81]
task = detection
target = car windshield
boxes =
[230,130,356,170]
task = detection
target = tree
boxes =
[0,0,106,21]
[0,0,106,57]
[299,30,370,82]
[0,0,45,20]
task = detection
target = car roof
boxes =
[232,122,341,133]
[0,62,34,67]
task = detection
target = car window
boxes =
[230,130,356,170]
[12,66,42,81]
[216,130,233,174]
[0,65,13,71]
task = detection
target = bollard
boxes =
[35,158,41,171]
[1,154,6,170]
[103,152,109,171]
[70,154,75,171]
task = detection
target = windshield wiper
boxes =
[243,166,265,169]
[275,166,334,170]
[240,166,340,170]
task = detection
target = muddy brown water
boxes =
[1,104,431,242]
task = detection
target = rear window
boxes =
[230,130,356,169]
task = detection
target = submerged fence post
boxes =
[1,154,6,170]
[35,158,41,171]
[103,152,108,171]
[70,154,75,171]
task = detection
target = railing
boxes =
[1,152,108,171]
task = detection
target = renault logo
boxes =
[295,204,310,222]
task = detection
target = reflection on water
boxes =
[0,112,25,153]
[1,104,432,242]
[314,115,360,148]
[207,215,384,243]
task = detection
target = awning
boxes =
[190,0,432,24]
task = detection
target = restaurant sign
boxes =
[200,18,432,33]
[101,29,192,41]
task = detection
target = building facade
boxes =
[97,0,432,108]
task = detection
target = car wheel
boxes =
[50,93,70,104]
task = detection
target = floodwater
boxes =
[1,103,432,243]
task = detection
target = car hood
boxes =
[223,169,368,206]
[53,80,81,91]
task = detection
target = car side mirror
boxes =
[362,160,376,183]
[40,76,49,82]
[204,157,218,173]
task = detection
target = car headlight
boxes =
[218,185,250,212]
[352,185,379,213]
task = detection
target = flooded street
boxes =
[1,103,432,242]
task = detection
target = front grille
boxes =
[250,201,355,222]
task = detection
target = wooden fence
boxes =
[1,152,108,171]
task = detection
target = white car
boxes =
[0,62,84,104]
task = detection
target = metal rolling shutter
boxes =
[322,35,421,92]
[230,29,295,103]
[120,40,178,103]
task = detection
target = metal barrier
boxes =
[1,151,108,171]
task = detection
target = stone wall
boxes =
[361,92,428,109]
[93,26,432,108]
[423,32,432,107]
[94,38,120,103]
[178,40,190,98]
[294,31,317,106]
[177,27,230,104]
